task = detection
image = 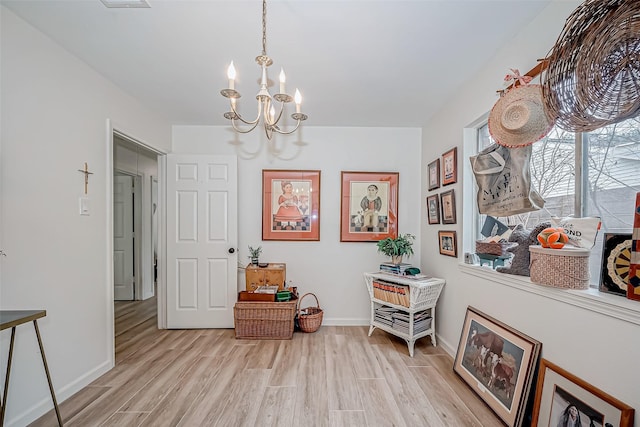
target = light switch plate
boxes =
[79,197,90,216]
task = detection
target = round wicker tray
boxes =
[542,0,640,132]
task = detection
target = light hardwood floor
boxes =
[30,297,503,426]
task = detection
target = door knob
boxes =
[228,248,236,254]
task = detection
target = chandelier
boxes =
[220,0,308,140]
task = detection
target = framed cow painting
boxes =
[453,306,542,427]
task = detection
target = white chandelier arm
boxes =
[230,118,261,134]
[229,100,261,126]
[270,118,303,135]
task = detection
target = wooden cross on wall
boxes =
[77,162,94,194]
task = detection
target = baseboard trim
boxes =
[6,359,113,427]
[322,317,370,326]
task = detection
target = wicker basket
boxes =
[529,246,591,289]
[475,240,516,257]
[296,293,323,333]
[234,299,297,339]
[542,0,640,132]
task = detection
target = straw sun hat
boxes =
[488,84,554,148]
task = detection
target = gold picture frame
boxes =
[438,230,457,257]
[532,359,634,427]
[340,171,398,242]
[262,169,321,241]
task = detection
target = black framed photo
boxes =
[599,233,632,296]
[427,195,440,225]
[440,189,456,225]
[427,159,440,191]
[454,306,542,427]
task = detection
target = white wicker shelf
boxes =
[364,272,445,357]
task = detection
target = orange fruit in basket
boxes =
[537,227,569,249]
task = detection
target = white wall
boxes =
[172,125,422,324]
[421,0,640,422]
[0,7,171,426]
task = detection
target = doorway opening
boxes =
[112,131,162,348]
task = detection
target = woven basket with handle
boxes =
[475,240,516,257]
[296,293,323,333]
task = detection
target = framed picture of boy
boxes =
[340,171,398,242]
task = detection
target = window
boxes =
[474,117,640,288]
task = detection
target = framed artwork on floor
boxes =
[531,358,634,427]
[427,159,440,191]
[262,169,321,241]
[454,306,542,427]
[440,189,456,224]
[427,194,440,225]
[340,171,398,242]
[442,147,457,186]
[438,230,457,257]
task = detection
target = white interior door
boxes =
[114,174,135,300]
[166,154,238,328]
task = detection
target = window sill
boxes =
[459,264,640,326]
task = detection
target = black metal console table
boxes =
[0,310,63,426]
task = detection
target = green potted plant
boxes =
[377,233,415,264]
[248,245,262,265]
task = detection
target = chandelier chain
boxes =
[261,0,267,57]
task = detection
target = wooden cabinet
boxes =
[364,272,445,357]
[245,263,286,291]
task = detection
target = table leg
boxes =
[0,327,16,426]
[431,316,437,347]
[33,320,63,426]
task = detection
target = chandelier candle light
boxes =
[220,0,308,140]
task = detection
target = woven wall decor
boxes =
[542,0,640,132]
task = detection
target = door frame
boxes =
[106,120,167,365]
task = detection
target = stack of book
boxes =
[373,306,432,334]
[379,262,413,275]
[374,306,396,327]
[372,279,410,307]
[391,310,432,335]
[254,285,279,294]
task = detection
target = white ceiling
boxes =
[2,0,552,128]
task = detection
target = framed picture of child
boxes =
[262,169,321,241]
[340,171,399,242]
[442,147,457,186]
